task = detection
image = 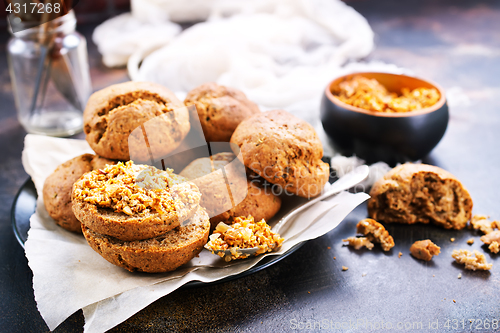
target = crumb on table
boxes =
[488,241,500,254]
[410,239,441,261]
[342,266,349,271]
[480,230,500,254]
[458,273,462,279]
[205,216,284,261]
[466,238,474,245]
[450,238,455,242]
[451,249,493,271]
[470,215,498,234]
[342,237,374,250]
[398,252,403,258]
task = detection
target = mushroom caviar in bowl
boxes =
[320,72,449,165]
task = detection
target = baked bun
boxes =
[180,152,281,229]
[83,81,189,161]
[368,163,473,230]
[43,154,117,233]
[72,162,201,241]
[82,206,210,273]
[230,110,329,198]
[184,82,260,142]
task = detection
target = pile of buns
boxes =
[43,81,330,273]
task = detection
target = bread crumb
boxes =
[480,231,500,254]
[453,299,456,303]
[327,246,331,250]
[343,237,374,250]
[307,291,311,294]
[342,266,349,271]
[470,215,498,234]
[432,275,435,277]
[410,240,440,261]
[398,252,403,258]
[457,273,462,279]
[357,218,395,251]
[362,272,367,277]
[488,241,500,254]
[333,256,336,260]
[206,216,284,261]
[466,238,474,245]
[452,249,493,270]
[450,238,455,242]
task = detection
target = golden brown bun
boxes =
[184,82,260,142]
[368,163,473,230]
[230,110,329,198]
[180,152,281,229]
[83,81,189,161]
[82,206,210,273]
[42,154,117,233]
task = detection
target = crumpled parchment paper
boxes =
[22,134,369,333]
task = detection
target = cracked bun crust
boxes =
[368,164,473,230]
[83,81,189,161]
[184,82,260,142]
[42,154,117,233]
[82,206,210,273]
[230,110,329,198]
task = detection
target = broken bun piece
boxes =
[230,110,329,198]
[368,164,473,230]
[184,82,260,142]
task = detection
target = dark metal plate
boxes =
[10,178,304,287]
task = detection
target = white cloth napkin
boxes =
[22,134,369,332]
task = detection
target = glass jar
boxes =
[7,10,91,136]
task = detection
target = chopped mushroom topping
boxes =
[342,237,374,250]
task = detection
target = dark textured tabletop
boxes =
[1,1,499,332]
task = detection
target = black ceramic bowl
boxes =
[320,72,449,165]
